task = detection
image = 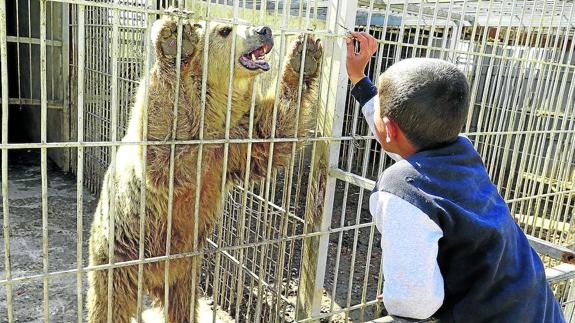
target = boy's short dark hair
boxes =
[377,58,470,149]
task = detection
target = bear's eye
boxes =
[218,26,233,37]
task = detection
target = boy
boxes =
[345,32,564,322]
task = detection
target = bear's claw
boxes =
[288,34,324,77]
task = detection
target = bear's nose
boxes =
[255,26,272,36]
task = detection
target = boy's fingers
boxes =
[363,33,377,55]
[352,32,377,57]
[359,32,375,48]
[351,32,368,46]
[346,37,356,58]
[368,36,378,54]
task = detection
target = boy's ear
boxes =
[382,116,397,143]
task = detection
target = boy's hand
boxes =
[346,32,378,85]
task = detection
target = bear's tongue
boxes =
[239,55,270,71]
[240,45,272,71]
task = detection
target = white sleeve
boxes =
[369,191,445,320]
[361,96,381,144]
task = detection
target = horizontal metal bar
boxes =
[0,221,377,286]
[528,235,575,265]
[297,298,380,323]
[356,0,476,25]
[204,238,294,305]
[6,35,62,47]
[2,97,63,109]
[329,167,376,190]
[67,23,148,29]
[1,128,574,150]
[235,185,305,223]
[329,169,575,205]
[546,263,575,283]
[366,316,430,323]
[507,189,575,203]
[329,167,575,262]
[0,136,359,149]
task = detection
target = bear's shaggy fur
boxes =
[86,16,323,323]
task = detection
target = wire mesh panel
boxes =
[332,0,575,321]
[69,0,149,193]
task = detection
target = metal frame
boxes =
[1,0,575,322]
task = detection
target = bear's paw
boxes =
[152,17,201,60]
[288,34,323,77]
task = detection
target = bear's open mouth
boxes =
[239,43,273,71]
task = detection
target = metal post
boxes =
[61,2,71,172]
[295,0,358,319]
[0,0,13,321]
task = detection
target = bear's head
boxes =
[192,22,274,90]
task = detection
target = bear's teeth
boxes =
[251,53,257,61]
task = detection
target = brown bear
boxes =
[86,15,323,323]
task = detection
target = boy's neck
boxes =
[384,144,417,160]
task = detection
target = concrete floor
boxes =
[0,150,97,322]
[0,150,236,322]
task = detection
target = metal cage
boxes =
[1,0,575,322]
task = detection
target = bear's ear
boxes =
[218,26,233,37]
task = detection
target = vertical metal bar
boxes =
[212,1,240,320]
[350,0,377,320]
[50,1,55,103]
[0,0,13,321]
[272,2,317,320]
[136,1,154,320]
[409,0,425,59]
[190,1,213,319]
[503,0,540,206]
[28,0,33,102]
[253,3,292,321]
[163,6,185,318]
[367,5,393,316]
[423,0,440,59]
[544,7,575,247]
[462,0,485,122]
[439,0,455,61]
[106,2,120,322]
[527,1,568,242]
[61,2,71,172]
[484,0,524,189]
[446,0,467,62]
[234,12,266,321]
[466,0,494,140]
[39,1,50,321]
[504,2,569,219]
[515,0,553,237]
[15,0,22,102]
[475,0,507,163]
[76,5,86,322]
[394,0,409,62]
[295,0,357,319]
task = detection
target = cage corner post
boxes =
[61,1,71,173]
[295,0,358,319]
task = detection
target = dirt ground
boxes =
[0,150,383,322]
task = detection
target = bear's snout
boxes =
[252,25,274,45]
[254,26,272,36]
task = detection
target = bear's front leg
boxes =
[227,35,324,181]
